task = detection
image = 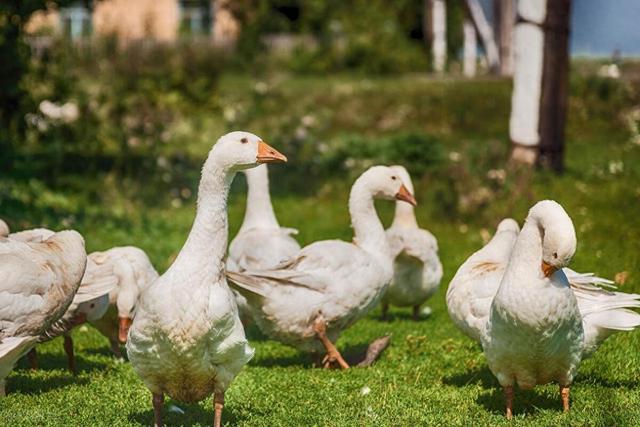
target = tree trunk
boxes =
[463,18,477,78]
[465,0,500,73]
[509,0,571,172]
[538,0,571,172]
[428,0,447,73]
[509,0,547,165]
[494,0,515,75]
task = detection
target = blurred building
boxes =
[26,0,238,46]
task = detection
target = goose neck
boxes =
[349,181,389,257]
[172,158,234,277]
[239,164,279,232]
[391,200,418,228]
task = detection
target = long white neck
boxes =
[170,154,234,281]
[391,200,418,229]
[349,180,390,260]
[239,164,279,232]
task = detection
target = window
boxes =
[59,3,92,39]
[179,0,212,36]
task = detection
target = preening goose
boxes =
[446,201,640,418]
[227,166,417,369]
[87,246,159,357]
[382,165,442,320]
[228,164,301,322]
[126,131,287,427]
[0,230,86,395]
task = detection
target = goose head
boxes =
[211,131,287,171]
[527,200,576,278]
[70,294,110,326]
[497,218,520,234]
[360,166,417,206]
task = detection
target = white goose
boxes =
[87,246,159,356]
[0,219,8,237]
[0,230,86,395]
[126,131,287,427]
[6,227,115,373]
[446,201,640,418]
[228,164,300,322]
[227,166,417,369]
[382,165,442,320]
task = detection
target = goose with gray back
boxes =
[227,166,417,369]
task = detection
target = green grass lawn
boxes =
[1,72,640,426]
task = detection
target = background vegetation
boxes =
[1,3,640,425]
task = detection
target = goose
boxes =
[0,219,8,237]
[226,165,417,369]
[446,201,640,418]
[5,227,115,373]
[87,246,159,357]
[126,131,287,427]
[27,286,112,374]
[0,230,87,395]
[382,165,442,321]
[228,164,301,322]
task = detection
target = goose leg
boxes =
[412,305,420,321]
[214,391,224,427]
[110,337,123,359]
[152,393,164,427]
[313,318,349,369]
[381,302,389,321]
[63,334,77,375]
[504,385,514,419]
[560,385,570,412]
[27,348,38,370]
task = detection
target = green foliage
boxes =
[16,38,226,181]
[1,71,640,425]
[236,0,429,74]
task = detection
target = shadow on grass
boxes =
[7,372,89,395]
[477,387,562,417]
[17,352,109,375]
[576,374,640,390]
[442,366,497,389]
[129,400,248,426]
[251,341,386,369]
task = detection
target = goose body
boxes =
[227,164,300,322]
[446,202,640,416]
[0,230,86,394]
[227,166,417,366]
[126,132,286,426]
[383,166,442,319]
[87,246,159,354]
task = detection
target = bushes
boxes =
[18,38,226,181]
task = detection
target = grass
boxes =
[1,69,640,426]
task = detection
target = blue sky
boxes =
[480,0,640,57]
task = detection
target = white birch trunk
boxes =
[509,0,547,164]
[466,0,500,71]
[431,0,447,73]
[463,19,477,77]
[494,0,515,75]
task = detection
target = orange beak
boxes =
[118,316,133,344]
[70,312,87,327]
[257,141,287,164]
[541,261,557,278]
[395,184,417,206]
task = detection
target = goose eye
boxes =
[240,138,248,144]
[391,176,397,181]
[553,252,558,258]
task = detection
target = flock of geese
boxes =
[1,131,639,425]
